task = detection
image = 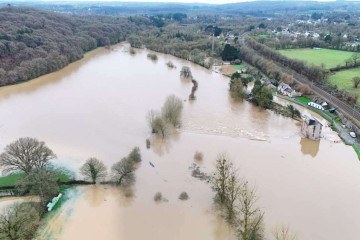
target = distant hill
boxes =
[3,1,360,16]
[0,7,145,86]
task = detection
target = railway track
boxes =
[281,66,360,124]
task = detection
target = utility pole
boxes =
[211,33,215,57]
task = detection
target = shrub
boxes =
[129,48,136,55]
[128,147,141,163]
[147,53,158,61]
[154,192,163,202]
[166,61,176,68]
[179,192,189,200]
[194,151,203,161]
[180,66,192,78]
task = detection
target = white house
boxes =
[301,115,323,140]
[277,82,302,98]
[307,101,324,110]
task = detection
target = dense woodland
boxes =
[0,7,148,86]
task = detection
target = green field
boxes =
[328,67,360,100]
[0,171,71,187]
[0,173,23,187]
[233,63,247,71]
[255,34,271,39]
[295,96,311,104]
[278,48,354,69]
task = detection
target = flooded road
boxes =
[0,44,359,240]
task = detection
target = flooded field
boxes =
[0,44,359,240]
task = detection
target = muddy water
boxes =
[0,44,359,240]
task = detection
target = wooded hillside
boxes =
[0,7,145,86]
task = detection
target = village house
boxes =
[277,82,302,97]
[301,115,323,140]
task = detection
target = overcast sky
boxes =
[37,0,249,4]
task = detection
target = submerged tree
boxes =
[236,182,264,240]
[252,80,273,109]
[180,66,192,79]
[80,158,107,184]
[0,203,41,240]
[211,153,233,205]
[0,137,56,174]
[230,78,246,101]
[211,154,264,238]
[273,225,297,240]
[161,95,183,127]
[148,110,169,138]
[111,147,142,185]
[111,157,135,185]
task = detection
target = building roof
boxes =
[303,115,322,126]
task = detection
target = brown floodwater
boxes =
[0,44,359,240]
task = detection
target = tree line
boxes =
[245,37,326,83]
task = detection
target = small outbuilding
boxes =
[301,115,323,140]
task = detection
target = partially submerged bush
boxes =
[230,78,246,101]
[166,61,176,68]
[189,79,198,100]
[128,147,141,163]
[129,48,136,55]
[154,192,163,202]
[146,138,151,149]
[194,151,203,161]
[179,192,189,200]
[147,53,158,61]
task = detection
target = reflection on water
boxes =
[0,44,359,240]
[300,138,320,158]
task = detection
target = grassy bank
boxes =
[0,172,71,188]
[278,48,353,69]
[328,67,360,102]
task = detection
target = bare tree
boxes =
[161,95,183,127]
[352,76,360,88]
[237,182,264,240]
[0,137,56,174]
[180,66,192,78]
[16,168,59,208]
[0,203,40,240]
[210,153,233,204]
[273,225,297,240]
[111,147,141,185]
[147,110,169,138]
[224,170,242,223]
[111,157,135,185]
[80,158,107,184]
